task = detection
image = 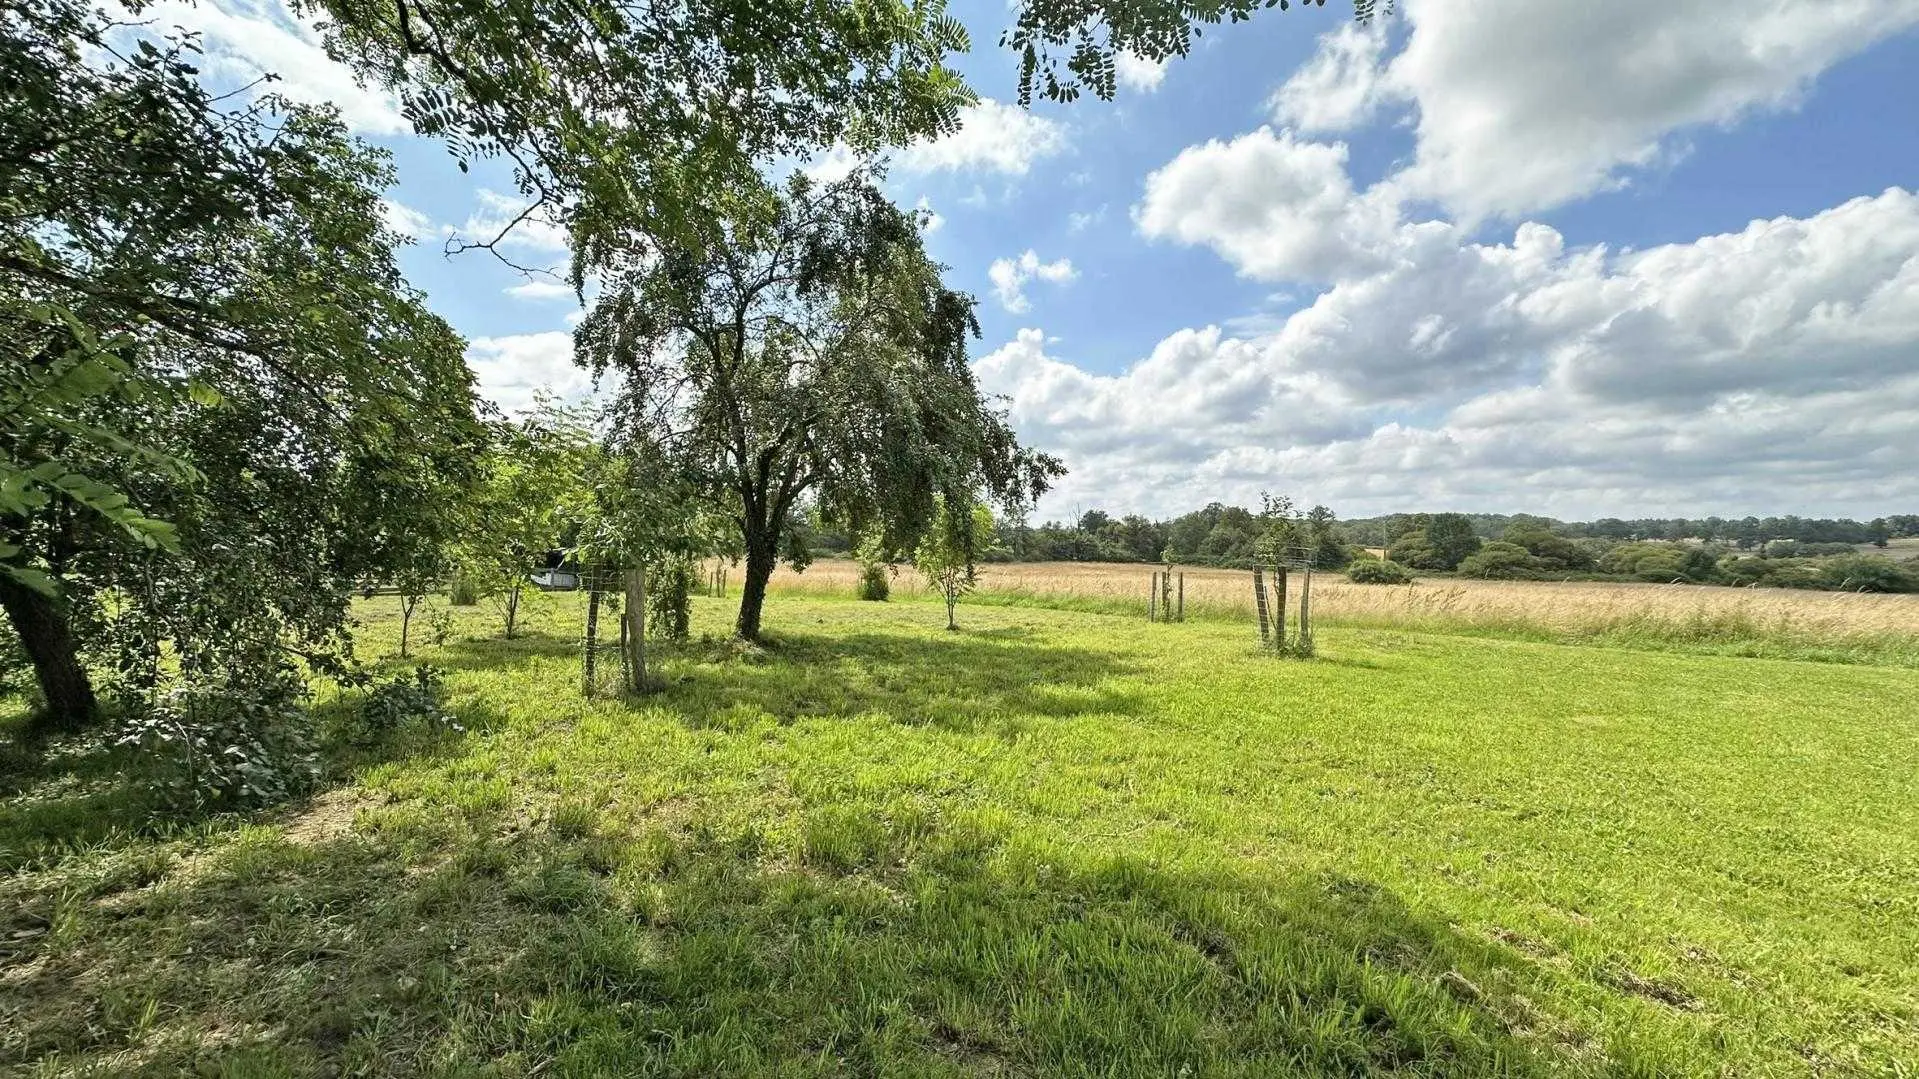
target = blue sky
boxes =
[144,0,1919,522]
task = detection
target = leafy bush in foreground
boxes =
[115,673,319,812]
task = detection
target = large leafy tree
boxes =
[577,173,1061,640]
[302,0,1378,268]
[1,0,482,739]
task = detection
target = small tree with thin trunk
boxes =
[575,441,717,693]
[577,173,1061,642]
[916,500,996,631]
[457,395,595,638]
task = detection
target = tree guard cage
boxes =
[1147,567,1185,622]
[1253,543,1317,656]
[579,562,630,698]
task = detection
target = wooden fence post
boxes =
[1298,563,1314,656]
[1177,573,1185,622]
[624,562,647,693]
[1252,565,1270,646]
[1272,565,1289,652]
[1149,572,1158,622]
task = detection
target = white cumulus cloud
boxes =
[988,189,1919,519]
[1280,0,1919,221]
[379,199,435,240]
[465,332,594,413]
[896,99,1068,176]
[139,0,408,135]
[1269,21,1389,133]
[1115,52,1169,94]
[988,251,1078,313]
[1135,128,1407,282]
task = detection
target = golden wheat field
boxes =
[761,558,1919,658]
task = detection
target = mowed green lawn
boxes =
[4,592,1917,1077]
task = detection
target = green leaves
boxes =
[2,0,482,698]
[301,0,1360,268]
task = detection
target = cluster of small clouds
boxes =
[384,191,580,305]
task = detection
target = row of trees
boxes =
[1383,526,1919,593]
[1344,512,1917,550]
[929,503,1917,571]
[969,502,1352,568]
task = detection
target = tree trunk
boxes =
[400,595,417,658]
[623,561,647,693]
[945,589,958,631]
[503,581,522,639]
[735,541,777,641]
[0,574,99,739]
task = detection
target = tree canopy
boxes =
[302,0,1382,269]
[2,0,482,738]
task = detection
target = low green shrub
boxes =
[356,664,455,741]
[447,573,481,606]
[649,557,694,640]
[855,536,891,601]
[114,672,319,812]
[1347,559,1414,584]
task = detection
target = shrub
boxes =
[1458,541,1543,579]
[859,561,891,601]
[115,672,320,812]
[855,535,890,601]
[357,665,455,741]
[1504,528,1596,571]
[1348,559,1414,584]
[1820,554,1918,593]
[649,556,694,640]
[447,572,480,606]
[1601,542,1720,583]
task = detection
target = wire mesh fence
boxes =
[579,564,630,698]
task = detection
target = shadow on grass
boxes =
[429,629,580,674]
[652,626,1148,735]
[0,795,1621,1078]
[0,689,489,875]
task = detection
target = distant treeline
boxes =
[1339,513,1919,549]
[799,504,1919,592]
[808,505,1919,568]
